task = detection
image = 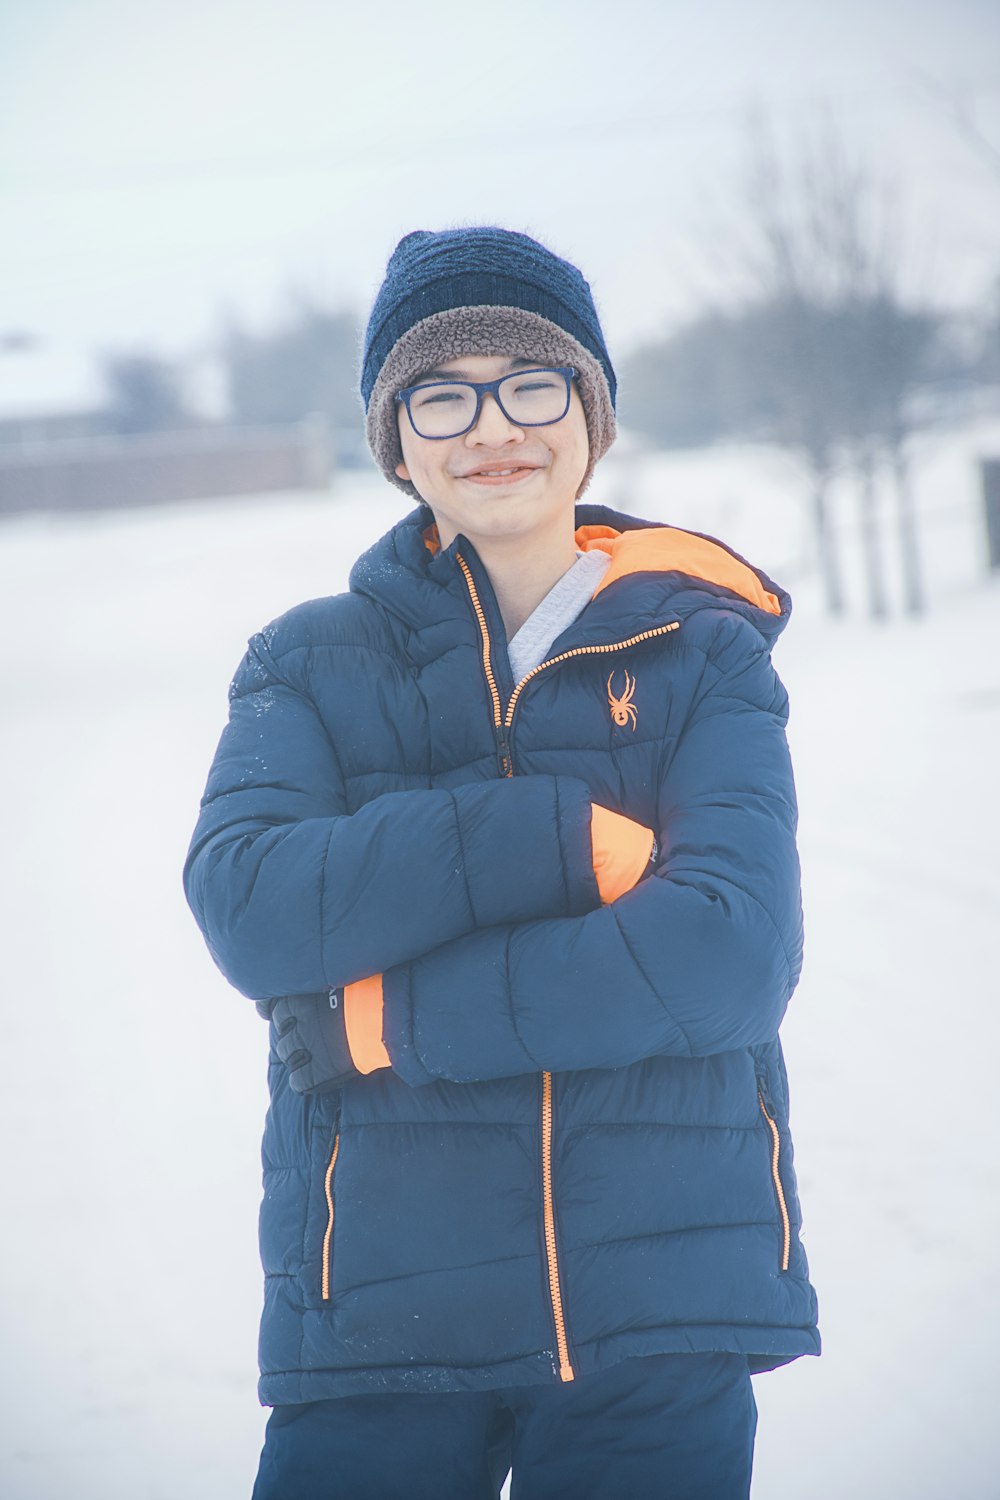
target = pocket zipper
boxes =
[321,1131,341,1301]
[757,1084,791,1272]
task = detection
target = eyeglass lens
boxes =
[407,369,570,438]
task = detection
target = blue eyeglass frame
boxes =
[395,365,578,439]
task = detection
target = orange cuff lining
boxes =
[590,804,656,904]
[343,974,390,1074]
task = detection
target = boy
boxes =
[184,226,819,1498]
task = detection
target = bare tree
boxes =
[733,115,942,617]
[221,296,362,458]
[910,69,1000,183]
[101,351,193,435]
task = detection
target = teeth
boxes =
[477,468,520,476]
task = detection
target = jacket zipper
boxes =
[503,621,681,736]
[456,551,681,775]
[542,1071,575,1381]
[321,1130,341,1301]
[457,552,680,1382]
[456,553,512,774]
[757,1083,791,1272]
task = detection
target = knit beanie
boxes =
[360,227,617,501]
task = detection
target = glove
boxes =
[590,804,658,904]
[272,990,358,1095]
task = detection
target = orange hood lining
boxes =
[421,521,781,617]
[575,524,781,616]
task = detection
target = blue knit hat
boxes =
[361,226,617,500]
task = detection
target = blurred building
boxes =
[0,340,340,515]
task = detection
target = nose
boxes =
[466,391,525,446]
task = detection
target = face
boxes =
[394,354,589,553]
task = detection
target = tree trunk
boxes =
[857,447,889,620]
[892,442,925,615]
[812,471,845,615]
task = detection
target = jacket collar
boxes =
[349,502,792,650]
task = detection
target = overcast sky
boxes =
[2,0,999,412]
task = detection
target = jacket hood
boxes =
[350,502,791,649]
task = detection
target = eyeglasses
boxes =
[396,366,577,440]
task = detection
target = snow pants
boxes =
[251,1351,757,1499]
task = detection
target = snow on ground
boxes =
[1,423,999,1499]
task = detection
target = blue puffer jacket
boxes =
[184,501,819,1404]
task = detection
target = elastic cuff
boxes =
[555,777,603,913]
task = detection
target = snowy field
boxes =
[2,423,999,1499]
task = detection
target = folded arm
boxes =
[184,629,603,1000]
[371,620,804,1085]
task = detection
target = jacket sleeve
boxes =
[183,628,601,1001]
[378,614,805,1085]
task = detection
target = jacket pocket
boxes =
[320,1126,341,1301]
[756,1075,791,1272]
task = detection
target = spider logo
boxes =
[607,669,638,730]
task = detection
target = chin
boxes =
[463,510,533,538]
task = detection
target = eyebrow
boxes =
[411,355,538,383]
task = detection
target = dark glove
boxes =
[272,990,358,1095]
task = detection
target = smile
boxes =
[460,466,540,486]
